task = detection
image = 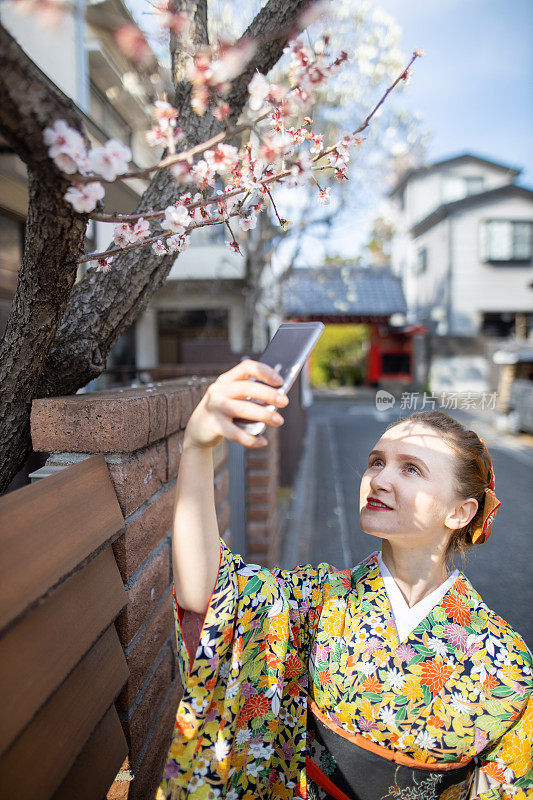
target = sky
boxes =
[374,0,533,186]
[126,0,533,262]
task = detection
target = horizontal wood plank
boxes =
[0,547,128,756]
[50,705,128,800]
[0,455,125,634]
[0,625,129,800]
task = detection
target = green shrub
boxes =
[310,324,369,387]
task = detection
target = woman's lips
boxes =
[365,498,393,510]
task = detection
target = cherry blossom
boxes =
[204,144,239,176]
[225,239,242,255]
[161,204,190,234]
[43,119,87,175]
[239,211,258,231]
[191,159,215,189]
[88,139,132,182]
[247,73,270,112]
[64,181,105,213]
[166,234,191,254]
[170,162,193,184]
[113,217,150,248]
[317,187,330,204]
[113,24,153,64]
[152,1,189,35]
[95,257,113,273]
[152,239,168,255]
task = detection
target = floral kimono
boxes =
[156,539,533,800]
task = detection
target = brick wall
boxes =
[30,377,233,800]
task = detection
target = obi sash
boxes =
[306,697,475,800]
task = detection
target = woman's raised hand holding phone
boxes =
[183,359,289,450]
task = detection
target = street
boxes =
[281,394,533,651]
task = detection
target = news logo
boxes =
[375,390,396,411]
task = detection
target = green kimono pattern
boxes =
[156,540,533,800]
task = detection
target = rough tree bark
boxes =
[0,0,311,492]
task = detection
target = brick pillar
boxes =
[30,378,231,800]
[245,426,280,566]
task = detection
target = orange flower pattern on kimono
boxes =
[156,542,533,800]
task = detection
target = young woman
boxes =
[156,360,532,800]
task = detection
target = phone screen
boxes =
[257,322,325,393]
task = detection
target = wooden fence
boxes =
[0,455,129,800]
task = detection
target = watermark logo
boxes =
[375,390,396,411]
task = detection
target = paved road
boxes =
[281,396,533,651]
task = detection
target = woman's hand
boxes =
[184,359,289,450]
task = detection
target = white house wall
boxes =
[451,195,533,334]
[402,160,516,228]
[1,5,79,103]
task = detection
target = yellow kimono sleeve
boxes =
[474,691,533,800]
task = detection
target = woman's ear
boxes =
[445,498,478,531]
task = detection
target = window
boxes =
[479,220,533,262]
[464,176,484,195]
[442,175,484,203]
[415,247,427,274]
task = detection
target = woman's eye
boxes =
[368,458,383,468]
[405,464,419,475]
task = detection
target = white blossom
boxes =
[43,119,88,175]
[415,730,437,749]
[88,139,131,181]
[248,72,270,111]
[64,181,105,213]
[161,204,190,234]
[152,239,168,255]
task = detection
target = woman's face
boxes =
[359,421,462,548]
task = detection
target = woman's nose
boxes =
[369,468,392,493]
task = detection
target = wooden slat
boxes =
[50,705,128,800]
[0,625,129,800]
[0,455,124,634]
[0,547,128,755]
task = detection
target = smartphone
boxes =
[233,321,325,436]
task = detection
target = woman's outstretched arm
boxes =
[172,359,287,614]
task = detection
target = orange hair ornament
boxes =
[471,438,501,545]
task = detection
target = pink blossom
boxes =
[317,187,330,204]
[239,211,258,231]
[96,257,112,273]
[161,204,190,234]
[191,159,215,189]
[133,217,150,240]
[152,239,168,255]
[153,101,179,129]
[204,144,238,175]
[225,239,242,255]
[171,162,192,184]
[89,139,131,181]
[114,24,153,64]
[113,223,132,248]
[213,102,231,121]
[152,1,188,34]
[43,119,87,175]
[113,217,150,248]
[64,181,105,213]
[248,72,270,111]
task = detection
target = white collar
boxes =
[377,552,459,644]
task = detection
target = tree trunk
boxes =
[0,0,311,491]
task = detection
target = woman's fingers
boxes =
[222,379,289,407]
[219,358,283,387]
[218,397,284,426]
[217,416,268,448]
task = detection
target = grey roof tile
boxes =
[282,266,407,318]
